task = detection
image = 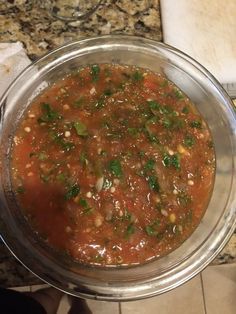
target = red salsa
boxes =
[11,64,215,266]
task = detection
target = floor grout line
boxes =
[119,302,122,314]
[200,272,208,314]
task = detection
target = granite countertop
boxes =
[0,0,235,287]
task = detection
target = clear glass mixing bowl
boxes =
[0,35,235,301]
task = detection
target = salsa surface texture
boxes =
[11,64,215,266]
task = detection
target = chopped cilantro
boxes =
[184,135,195,147]
[90,65,100,82]
[78,198,93,215]
[132,71,143,81]
[50,131,75,152]
[147,175,160,192]
[65,183,80,200]
[163,153,180,170]
[162,117,172,128]
[190,120,202,129]
[174,89,184,100]
[145,225,157,236]
[182,106,189,114]
[177,192,192,207]
[38,103,62,123]
[160,105,173,115]
[147,100,160,110]
[73,121,88,137]
[125,224,135,237]
[144,159,155,171]
[78,198,88,207]
[108,159,122,177]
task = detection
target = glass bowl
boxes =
[0,35,235,301]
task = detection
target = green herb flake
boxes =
[147,100,160,110]
[184,135,195,148]
[147,175,160,192]
[177,192,192,207]
[73,121,88,137]
[108,159,122,178]
[65,183,80,200]
[163,153,180,170]
[145,225,157,236]
[79,198,88,207]
[182,106,189,114]
[125,224,135,237]
[90,65,100,82]
[38,103,62,123]
[162,117,172,129]
[160,105,173,115]
[174,89,184,100]
[132,71,143,81]
[144,159,155,172]
[78,198,93,215]
[50,131,75,152]
[190,120,202,129]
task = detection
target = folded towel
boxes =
[0,42,31,98]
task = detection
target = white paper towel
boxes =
[0,42,31,98]
[161,0,236,84]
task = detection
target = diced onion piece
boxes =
[95,177,104,192]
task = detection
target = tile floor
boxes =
[10,263,236,314]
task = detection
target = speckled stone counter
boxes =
[0,0,235,288]
[0,0,161,60]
